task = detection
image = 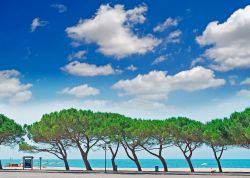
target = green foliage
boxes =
[27,111,65,143]
[228,108,250,147]
[0,114,25,146]
[19,142,37,153]
[204,118,231,146]
[94,112,127,143]
[3,106,250,171]
[168,117,204,143]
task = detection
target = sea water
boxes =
[1,159,250,168]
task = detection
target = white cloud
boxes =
[237,89,250,97]
[126,64,137,71]
[112,66,225,101]
[241,77,250,85]
[61,61,117,77]
[65,4,160,59]
[196,5,250,71]
[152,55,167,65]
[0,70,32,104]
[191,56,205,67]
[68,50,86,60]
[166,30,182,43]
[153,17,179,32]
[59,84,99,98]
[126,4,147,24]
[51,4,67,13]
[30,18,48,32]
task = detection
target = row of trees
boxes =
[1,108,250,172]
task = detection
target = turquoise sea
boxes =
[2,159,250,168]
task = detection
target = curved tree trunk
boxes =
[122,142,142,171]
[177,143,196,173]
[82,152,92,171]
[185,156,194,172]
[63,157,70,170]
[134,160,142,171]
[216,158,222,172]
[142,145,168,172]
[77,142,92,171]
[111,157,116,171]
[56,141,70,171]
[159,156,168,172]
[109,143,119,171]
[211,145,224,173]
[132,150,142,171]
[133,158,142,171]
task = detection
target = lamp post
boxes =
[102,143,107,173]
[39,157,42,170]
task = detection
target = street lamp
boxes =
[39,157,42,170]
[102,143,107,173]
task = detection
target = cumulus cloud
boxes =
[152,55,167,65]
[68,50,86,60]
[51,4,67,13]
[0,70,32,104]
[30,18,48,32]
[112,66,225,101]
[196,5,250,71]
[237,89,250,97]
[61,61,117,77]
[166,30,182,43]
[153,17,179,32]
[59,84,99,98]
[65,4,160,59]
[126,65,137,71]
[241,77,250,85]
[126,4,147,24]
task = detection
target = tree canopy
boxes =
[0,114,25,169]
[203,118,231,172]
[167,117,204,172]
[0,114,24,146]
[22,111,71,170]
[2,107,250,172]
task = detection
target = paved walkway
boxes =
[1,170,250,177]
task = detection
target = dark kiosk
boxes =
[23,156,34,170]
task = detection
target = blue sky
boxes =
[1,0,250,159]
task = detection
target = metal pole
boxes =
[105,143,107,173]
[39,157,42,170]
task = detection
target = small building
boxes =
[23,156,34,170]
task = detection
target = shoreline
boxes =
[3,167,250,172]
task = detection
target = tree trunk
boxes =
[159,156,168,172]
[185,156,194,172]
[109,143,119,171]
[122,142,142,171]
[134,158,142,171]
[63,157,70,170]
[141,144,168,172]
[132,150,142,171]
[111,157,117,171]
[82,153,92,171]
[216,158,222,172]
[0,160,2,169]
[77,142,92,170]
[211,146,224,173]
